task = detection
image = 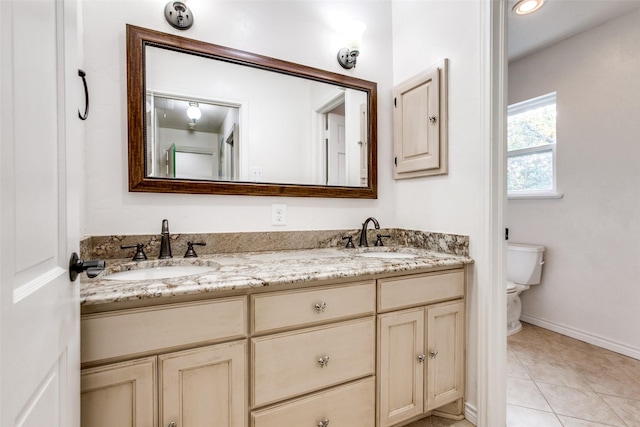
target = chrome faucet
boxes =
[359,217,380,247]
[159,219,173,259]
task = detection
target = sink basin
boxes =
[356,252,418,259]
[103,265,217,281]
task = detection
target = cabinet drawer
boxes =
[252,317,375,407]
[251,377,374,427]
[81,296,247,364]
[251,281,375,334]
[378,270,464,312]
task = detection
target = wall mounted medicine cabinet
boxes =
[393,59,449,179]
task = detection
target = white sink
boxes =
[103,265,217,281]
[356,252,418,259]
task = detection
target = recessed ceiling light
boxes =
[513,0,545,15]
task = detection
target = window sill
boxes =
[508,191,564,200]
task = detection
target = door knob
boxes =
[69,252,106,281]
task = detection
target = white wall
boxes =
[508,9,640,357]
[83,0,394,235]
[84,0,497,420]
[391,0,487,419]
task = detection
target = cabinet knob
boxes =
[318,355,330,368]
[314,302,327,313]
[318,419,330,427]
[430,350,439,358]
[429,115,437,124]
[168,422,176,427]
[418,354,426,363]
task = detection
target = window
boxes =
[507,92,559,198]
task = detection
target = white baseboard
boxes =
[464,402,477,425]
[520,314,640,360]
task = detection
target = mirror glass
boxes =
[127,25,378,198]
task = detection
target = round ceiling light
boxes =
[513,0,545,15]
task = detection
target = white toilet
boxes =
[506,243,545,336]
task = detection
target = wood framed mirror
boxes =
[127,25,377,198]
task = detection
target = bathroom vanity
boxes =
[79,245,471,427]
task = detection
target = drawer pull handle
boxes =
[318,419,330,427]
[430,350,439,358]
[314,302,327,313]
[318,355,330,368]
[418,354,426,363]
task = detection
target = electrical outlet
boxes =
[252,167,264,182]
[271,204,287,226]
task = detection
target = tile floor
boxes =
[404,415,474,427]
[407,322,640,427]
[507,322,640,426]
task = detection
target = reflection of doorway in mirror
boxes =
[327,112,346,185]
[146,91,242,182]
[359,103,368,186]
[219,123,239,180]
[314,88,368,187]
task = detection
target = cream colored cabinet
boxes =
[81,271,465,427]
[160,341,247,427]
[426,301,465,411]
[378,309,425,427]
[81,357,157,427]
[81,297,248,427]
[81,341,246,427]
[377,271,465,426]
[250,281,377,423]
[393,59,449,179]
[251,377,375,427]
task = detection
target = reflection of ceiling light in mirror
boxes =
[186,102,201,121]
[513,0,544,15]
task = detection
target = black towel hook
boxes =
[78,69,89,120]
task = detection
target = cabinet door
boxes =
[425,301,465,411]
[393,59,448,179]
[81,357,157,427]
[377,308,425,427]
[160,340,247,427]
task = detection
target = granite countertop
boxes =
[80,246,473,307]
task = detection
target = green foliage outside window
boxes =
[507,100,556,192]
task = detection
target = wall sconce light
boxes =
[165,1,194,30]
[337,20,367,69]
[187,101,201,128]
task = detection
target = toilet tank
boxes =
[507,243,545,285]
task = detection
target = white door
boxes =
[1,0,82,426]
[327,113,346,186]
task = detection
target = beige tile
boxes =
[506,404,562,427]
[521,358,591,391]
[431,415,475,426]
[537,383,626,426]
[507,377,552,411]
[508,349,531,380]
[403,417,431,427]
[557,415,622,426]
[575,364,640,400]
[599,394,640,426]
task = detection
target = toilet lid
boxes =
[507,281,517,293]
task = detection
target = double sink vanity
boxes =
[79,227,472,427]
[82,22,471,427]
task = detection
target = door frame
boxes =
[474,0,508,426]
